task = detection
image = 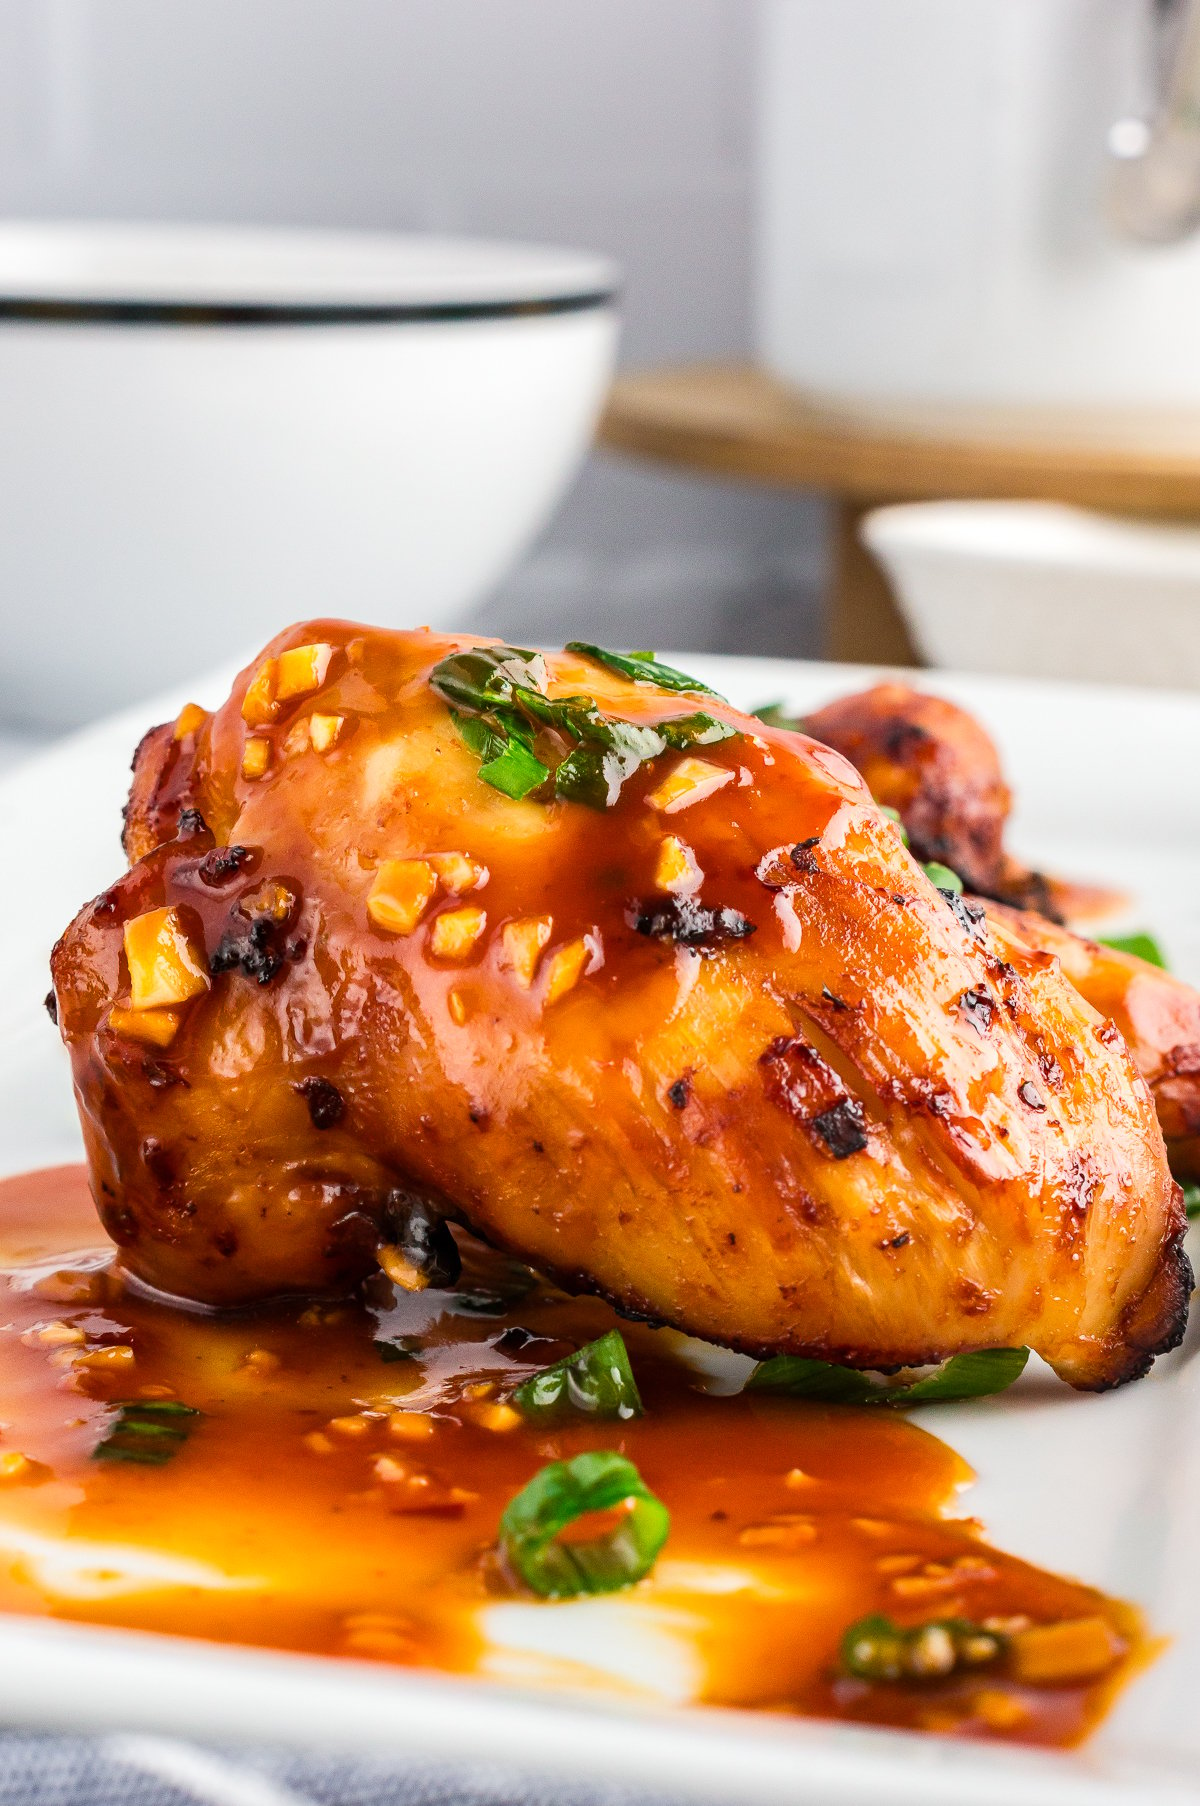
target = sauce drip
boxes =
[0,1167,1144,1746]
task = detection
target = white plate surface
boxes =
[2,652,1199,1806]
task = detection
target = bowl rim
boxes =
[862,498,1200,580]
[0,220,620,324]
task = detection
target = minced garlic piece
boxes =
[241,736,271,780]
[23,1322,85,1348]
[75,1345,135,1374]
[378,1243,429,1292]
[738,1515,818,1550]
[297,1304,347,1329]
[328,1414,371,1438]
[501,915,553,988]
[430,906,487,962]
[107,1005,181,1047]
[543,937,590,1004]
[276,642,334,702]
[173,702,207,740]
[447,988,469,1026]
[310,712,344,753]
[241,880,295,924]
[465,1400,521,1434]
[1008,1616,1123,1683]
[241,658,279,726]
[283,717,310,758]
[875,1553,922,1576]
[32,1270,105,1306]
[124,907,209,1011]
[367,860,438,936]
[646,756,734,815]
[654,834,702,894]
[387,1412,436,1442]
[427,852,487,894]
[971,1690,1030,1730]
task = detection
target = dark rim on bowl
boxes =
[0,289,618,326]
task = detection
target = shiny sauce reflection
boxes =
[0,1166,1144,1746]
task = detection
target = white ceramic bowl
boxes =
[0,221,619,731]
[756,0,1200,446]
[863,499,1200,689]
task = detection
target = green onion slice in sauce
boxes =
[93,1398,202,1466]
[748,1346,1029,1406]
[841,1613,1005,1681]
[499,1451,670,1598]
[511,1330,643,1425]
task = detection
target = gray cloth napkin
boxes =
[0,1735,686,1806]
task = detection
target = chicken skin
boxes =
[983,899,1200,1180]
[51,625,1189,1389]
[803,684,1113,921]
[798,682,1200,1174]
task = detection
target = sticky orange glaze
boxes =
[49,625,1188,1389]
[0,1167,1144,1746]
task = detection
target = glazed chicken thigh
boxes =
[800,681,1200,1177]
[52,626,1189,1389]
[982,899,1200,1181]
[804,683,1106,920]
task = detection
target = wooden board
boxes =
[598,363,1200,518]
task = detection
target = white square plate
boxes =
[2,653,1199,1806]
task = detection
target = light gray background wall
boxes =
[0,0,827,655]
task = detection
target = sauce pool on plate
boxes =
[0,1165,1144,1744]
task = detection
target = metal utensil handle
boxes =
[1108,0,1200,242]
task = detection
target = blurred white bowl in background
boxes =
[0,221,618,731]
[863,499,1200,689]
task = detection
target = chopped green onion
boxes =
[565,642,718,696]
[1181,1181,1200,1220]
[752,701,806,733]
[876,803,910,847]
[499,1451,670,1598]
[658,711,739,750]
[552,715,664,809]
[893,1347,1029,1402]
[432,645,546,715]
[511,1330,643,1425]
[478,735,551,800]
[448,705,549,802]
[841,1613,1005,1681]
[922,860,964,896]
[748,1358,881,1405]
[93,1398,202,1466]
[1098,930,1167,969]
[375,1337,421,1364]
[432,645,741,812]
[449,709,495,758]
[747,1346,1028,1407]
